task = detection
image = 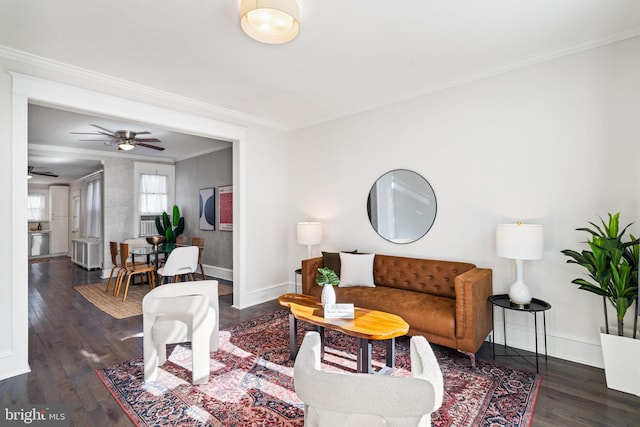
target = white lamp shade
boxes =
[496,223,544,260]
[297,222,322,245]
[240,0,300,44]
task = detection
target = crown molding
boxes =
[0,45,287,131]
[292,28,640,130]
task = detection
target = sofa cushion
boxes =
[305,285,455,338]
[322,250,357,276]
[373,255,475,298]
[339,252,375,287]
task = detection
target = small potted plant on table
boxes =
[316,267,339,308]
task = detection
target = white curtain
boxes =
[27,194,46,221]
[139,174,168,214]
[85,177,102,238]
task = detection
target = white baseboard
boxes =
[491,323,605,368]
[242,282,294,309]
[0,351,30,381]
[203,264,232,281]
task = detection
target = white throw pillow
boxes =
[338,252,375,287]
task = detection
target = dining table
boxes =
[130,243,178,281]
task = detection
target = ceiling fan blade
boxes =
[90,124,116,135]
[136,142,165,151]
[134,138,161,143]
[134,131,151,135]
[33,171,59,177]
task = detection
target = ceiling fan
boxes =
[28,166,58,179]
[71,124,164,151]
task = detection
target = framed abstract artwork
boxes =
[218,185,233,231]
[199,188,215,230]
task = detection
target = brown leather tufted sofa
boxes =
[301,254,493,365]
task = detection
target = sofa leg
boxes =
[458,350,476,368]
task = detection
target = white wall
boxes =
[287,37,640,368]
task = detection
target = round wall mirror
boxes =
[367,169,437,244]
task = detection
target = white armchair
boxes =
[142,280,220,384]
[294,332,443,427]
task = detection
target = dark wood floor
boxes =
[1,257,639,426]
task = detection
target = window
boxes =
[134,162,175,237]
[27,193,46,221]
[139,174,168,214]
[85,177,102,238]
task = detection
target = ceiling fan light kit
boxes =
[118,142,135,151]
[240,0,300,44]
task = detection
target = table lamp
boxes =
[496,222,544,305]
[297,222,322,259]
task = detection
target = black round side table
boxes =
[488,294,551,372]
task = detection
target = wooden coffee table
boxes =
[278,293,409,374]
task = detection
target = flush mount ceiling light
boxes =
[240,0,300,44]
[118,142,135,151]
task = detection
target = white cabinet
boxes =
[50,218,69,254]
[49,185,69,254]
[71,238,102,270]
[49,185,69,219]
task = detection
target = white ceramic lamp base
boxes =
[508,259,532,305]
[508,280,532,305]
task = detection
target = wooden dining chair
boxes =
[176,235,188,245]
[192,237,206,280]
[105,241,145,294]
[114,243,157,302]
[105,241,124,294]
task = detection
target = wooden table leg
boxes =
[316,326,325,360]
[357,338,372,374]
[289,313,298,360]
[385,338,395,369]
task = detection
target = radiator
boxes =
[140,220,157,236]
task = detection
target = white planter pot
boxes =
[599,326,640,396]
[321,284,336,307]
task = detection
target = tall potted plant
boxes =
[155,204,185,245]
[561,212,639,395]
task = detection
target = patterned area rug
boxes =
[97,310,540,426]
[75,282,234,319]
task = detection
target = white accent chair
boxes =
[294,331,444,427]
[157,245,199,284]
[142,280,220,384]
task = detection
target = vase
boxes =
[321,284,336,307]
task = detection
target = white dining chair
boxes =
[156,245,199,284]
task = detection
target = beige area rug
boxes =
[75,282,234,319]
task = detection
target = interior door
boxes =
[71,191,81,240]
